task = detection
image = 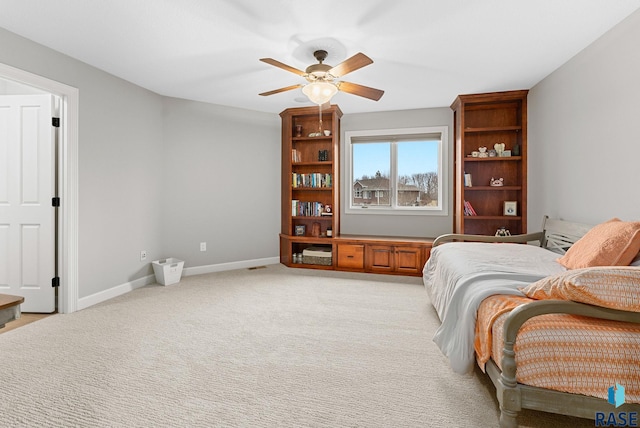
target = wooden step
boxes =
[0,294,25,329]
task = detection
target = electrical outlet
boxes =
[140,250,147,261]
[200,242,207,252]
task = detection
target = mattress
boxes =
[475,294,640,403]
[422,242,566,374]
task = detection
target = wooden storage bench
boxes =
[334,235,432,276]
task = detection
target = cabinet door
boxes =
[365,245,394,273]
[394,246,423,275]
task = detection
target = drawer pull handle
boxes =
[347,255,354,258]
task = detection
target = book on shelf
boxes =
[291,200,326,217]
[292,173,332,188]
[291,149,301,163]
[464,173,472,187]
[463,200,477,216]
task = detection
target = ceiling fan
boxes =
[259,50,384,105]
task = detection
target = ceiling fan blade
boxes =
[337,81,384,101]
[260,58,306,76]
[328,53,373,77]
[259,84,303,97]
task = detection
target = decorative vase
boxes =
[311,222,321,237]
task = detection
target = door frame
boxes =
[0,62,79,314]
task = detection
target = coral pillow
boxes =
[556,218,640,269]
[521,267,640,312]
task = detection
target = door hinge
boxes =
[52,277,60,287]
[52,197,61,207]
[52,117,60,127]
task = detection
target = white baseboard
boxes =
[77,274,155,311]
[183,257,280,276]
[77,257,281,311]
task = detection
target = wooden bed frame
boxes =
[433,216,640,427]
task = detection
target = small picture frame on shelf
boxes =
[503,201,517,216]
[294,225,306,236]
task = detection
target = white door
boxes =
[0,94,56,313]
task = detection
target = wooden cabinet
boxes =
[451,90,528,236]
[365,244,424,275]
[279,105,342,268]
[336,237,431,277]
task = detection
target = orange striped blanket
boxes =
[475,294,640,403]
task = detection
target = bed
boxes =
[423,216,640,427]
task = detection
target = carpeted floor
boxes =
[0,265,595,427]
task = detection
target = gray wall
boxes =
[160,97,280,268]
[0,28,280,302]
[528,8,640,226]
[340,108,454,238]
[0,28,166,299]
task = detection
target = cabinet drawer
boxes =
[337,244,364,269]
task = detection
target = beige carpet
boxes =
[0,265,594,427]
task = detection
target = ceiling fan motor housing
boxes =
[305,64,332,81]
[305,50,333,81]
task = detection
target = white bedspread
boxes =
[423,242,566,374]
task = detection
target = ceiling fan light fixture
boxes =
[302,81,338,105]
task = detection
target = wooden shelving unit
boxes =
[451,90,528,236]
[279,105,433,276]
[279,105,342,268]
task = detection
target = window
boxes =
[345,126,448,215]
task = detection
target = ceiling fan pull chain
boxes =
[318,102,323,133]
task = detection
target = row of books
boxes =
[292,200,325,217]
[292,173,332,188]
[463,200,478,216]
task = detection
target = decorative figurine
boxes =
[490,177,504,187]
[495,227,511,237]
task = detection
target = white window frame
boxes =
[344,126,448,216]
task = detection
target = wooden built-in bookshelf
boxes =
[451,90,528,236]
[280,105,342,268]
[279,105,433,276]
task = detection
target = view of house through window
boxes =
[346,127,447,215]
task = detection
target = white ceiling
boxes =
[1,0,639,114]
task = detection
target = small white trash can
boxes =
[152,258,184,286]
